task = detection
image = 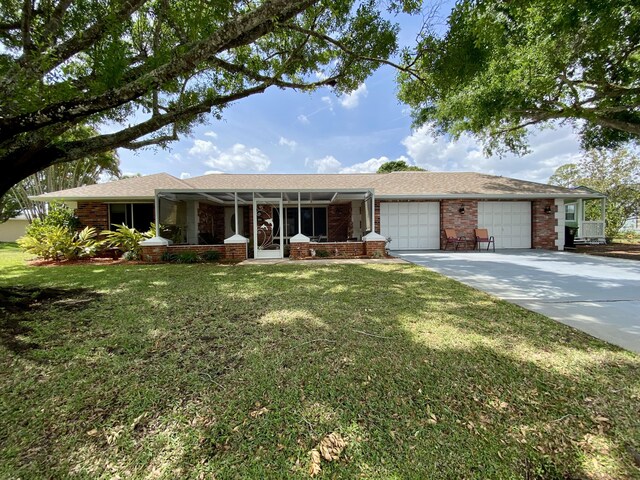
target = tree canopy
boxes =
[376,159,425,173]
[0,0,417,198]
[1,126,120,222]
[549,149,640,239]
[398,0,640,154]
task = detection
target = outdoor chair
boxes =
[443,229,468,251]
[474,228,495,252]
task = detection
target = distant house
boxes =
[0,215,29,242]
[31,171,604,260]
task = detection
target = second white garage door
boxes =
[380,202,440,250]
[478,201,531,249]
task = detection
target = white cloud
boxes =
[204,143,271,172]
[315,70,329,81]
[204,170,224,175]
[297,114,310,125]
[189,139,219,156]
[169,153,183,163]
[401,123,582,183]
[179,172,191,179]
[306,155,342,174]
[278,136,297,149]
[321,96,334,112]
[340,83,368,109]
[204,131,218,138]
[340,156,410,174]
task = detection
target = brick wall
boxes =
[75,202,109,231]
[198,203,225,243]
[328,203,351,241]
[311,241,366,257]
[374,200,380,233]
[168,245,225,255]
[440,199,478,249]
[532,199,557,250]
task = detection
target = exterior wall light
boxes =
[544,205,552,214]
[458,205,465,214]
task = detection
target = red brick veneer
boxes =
[75,202,109,231]
[532,199,557,249]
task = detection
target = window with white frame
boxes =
[565,203,576,221]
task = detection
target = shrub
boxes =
[316,249,330,257]
[161,251,178,262]
[18,201,100,261]
[175,251,199,263]
[101,224,152,259]
[18,225,101,261]
[201,250,221,262]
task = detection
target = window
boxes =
[565,204,576,221]
[109,203,155,231]
[284,207,327,237]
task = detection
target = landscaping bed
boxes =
[576,243,640,261]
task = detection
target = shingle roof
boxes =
[31,171,599,201]
[31,173,192,200]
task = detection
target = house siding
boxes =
[532,199,557,250]
[440,199,478,249]
[76,202,109,232]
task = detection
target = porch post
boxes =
[234,191,239,235]
[290,190,310,259]
[371,189,376,233]
[297,192,301,234]
[155,193,160,237]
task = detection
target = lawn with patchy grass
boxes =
[1,242,639,479]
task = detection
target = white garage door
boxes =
[478,201,531,249]
[380,202,440,250]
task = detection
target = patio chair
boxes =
[443,229,468,251]
[474,228,495,252]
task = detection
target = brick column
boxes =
[224,234,248,260]
[532,199,557,250]
[139,236,171,262]
[289,233,311,260]
[363,231,387,257]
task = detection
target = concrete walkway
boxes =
[394,250,640,353]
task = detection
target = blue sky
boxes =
[117,5,585,184]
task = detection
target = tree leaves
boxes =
[308,432,347,476]
[398,0,640,154]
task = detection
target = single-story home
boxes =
[32,171,605,260]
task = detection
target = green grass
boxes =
[1,243,639,479]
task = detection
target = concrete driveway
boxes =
[394,250,640,353]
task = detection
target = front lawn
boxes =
[1,244,639,479]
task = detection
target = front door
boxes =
[253,197,283,259]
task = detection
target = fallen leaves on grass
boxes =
[308,432,347,476]
[250,406,269,418]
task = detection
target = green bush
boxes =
[18,226,101,261]
[175,251,199,263]
[101,224,152,259]
[315,249,330,257]
[201,250,221,262]
[161,251,178,262]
